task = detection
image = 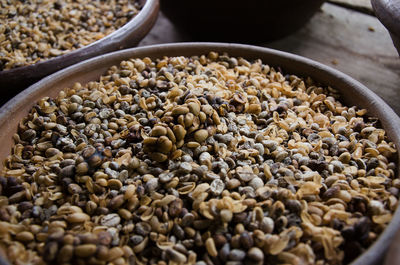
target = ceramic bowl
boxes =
[0,43,399,265]
[385,228,400,264]
[371,0,400,55]
[160,0,325,43]
[0,0,159,103]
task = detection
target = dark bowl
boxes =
[1,43,400,265]
[160,0,325,43]
[371,0,400,55]
[0,0,159,103]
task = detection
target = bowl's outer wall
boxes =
[1,43,400,265]
[0,0,159,102]
[371,0,400,55]
[389,32,400,56]
[160,0,325,42]
[385,227,400,264]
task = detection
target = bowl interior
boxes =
[1,43,399,265]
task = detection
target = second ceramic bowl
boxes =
[0,0,159,103]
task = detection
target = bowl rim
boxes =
[0,0,158,77]
[1,42,400,265]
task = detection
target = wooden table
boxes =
[139,1,400,114]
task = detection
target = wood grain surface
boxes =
[140,3,400,115]
[329,0,373,13]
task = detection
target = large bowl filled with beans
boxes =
[0,0,159,102]
[0,43,399,265]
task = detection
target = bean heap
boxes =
[0,0,141,71]
[0,53,398,265]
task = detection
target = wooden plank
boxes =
[140,3,400,114]
[329,0,373,14]
[139,14,191,46]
